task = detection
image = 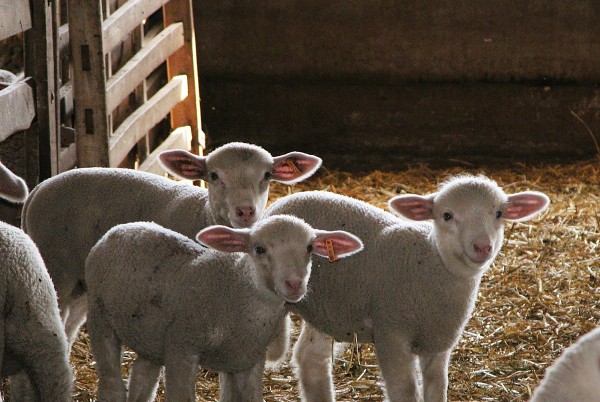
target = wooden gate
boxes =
[67,0,202,172]
[0,0,202,186]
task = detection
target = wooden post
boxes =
[25,0,58,183]
[133,23,150,165]
[163,0,203,155]
[68,0,110,167]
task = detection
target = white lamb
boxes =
[21,142,321,347]
[85,215,363,401]
[265,174,550,401]
[530,326,600,402]
[0,161,72,401]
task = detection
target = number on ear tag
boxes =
[326,239,339,263]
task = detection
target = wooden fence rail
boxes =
[68,0,201,169]
[0,0,201,189]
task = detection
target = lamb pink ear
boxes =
[196,226,251,253]
[0,162,28,203]
[271,152,322,185]
[312,230,363,262]
[504,191,550,222]
[159,150,208,181]
[388,194,435,221]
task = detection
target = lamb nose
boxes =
[284,280,302,293]
[235,206,255,219]
[474,243,492,254]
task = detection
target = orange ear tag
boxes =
[286,159,302,175]
[326,239,339,263]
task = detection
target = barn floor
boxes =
[60,157,600,400]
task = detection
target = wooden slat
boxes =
[138,125,191,174]
[0,0,32,40]
[60,125,75,147]
[131,20,149,164]
[103,0,170,53]
[59,81,73,123]
[0,80,35,142]
[109,75,188,167]
[68,0,110,167]
[58,23,69,56]
[164,0,203,155]
[58,143,76,173]
[106,22,184,112]
[51,0,61,174]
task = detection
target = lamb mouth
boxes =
[276,288,305,303]
[229,218,255,229]
[454,245,492,266]
[453,250,489,271]
[467,251,493,265]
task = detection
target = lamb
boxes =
[530,326,600,402]
[0,161,72,401]
[85,215,363,401]
[265,174,550,401]
[21,142,322,346]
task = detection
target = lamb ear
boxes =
[312,230,363,262]
[504,191,550,222]
[196,226,251,253]
[388,194,435,221]
[0,162,28,203]
[271,152,322,185]
[159,149,208,181]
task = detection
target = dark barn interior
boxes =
[194,1,600,170]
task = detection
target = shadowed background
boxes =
[193,1,600,169]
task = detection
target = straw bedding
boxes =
[10,158,600,401]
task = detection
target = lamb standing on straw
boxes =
[85,216,363,401]
[265,174,550,402]
[0,161,72,401]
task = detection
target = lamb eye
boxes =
[443,212,453,221]
[496,210,503,219]
[307,244,313,253]
[254,246,266,255]
[208,172,219,181]
[264,171,272,181]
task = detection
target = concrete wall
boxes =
[193,1,600,169]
